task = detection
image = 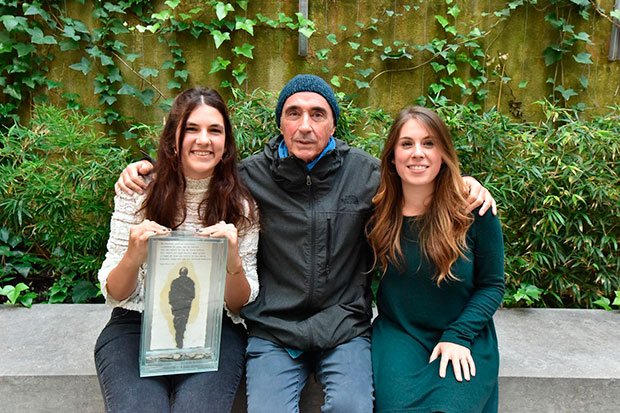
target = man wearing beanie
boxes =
[116,74,493,412]
[238,74,377,412]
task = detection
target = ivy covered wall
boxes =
[2,0,619,129]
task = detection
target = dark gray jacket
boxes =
[239,136,380,351]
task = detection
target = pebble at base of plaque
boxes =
[146,350,213,362]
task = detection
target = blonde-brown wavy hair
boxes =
[366,106,472,285]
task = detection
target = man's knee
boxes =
[318,337,374,413]
[246,337,308,413]
[322,385,374,413]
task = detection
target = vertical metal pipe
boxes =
[609,0,620,60]
[299,0,309,56]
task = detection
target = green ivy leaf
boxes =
[554,85,577,101]
[593,297,612,311]
[572,32,593,44]
[126,53,141,63]
[435,15,449,28]
[430,62,445,72]
[235,17,255,36]
[108,68,122,83]
[299,26,314,38]
[211,30,230,48]
[348,41,360,50]
[429,83,445,94]
[137,89,155,105]
[236,0,249,11]
[232,43,254,59]
[104,3,127,14]
[276,13,293,24]
[59,39,79,51]
[117,83,138,95]
[232,63,247,85]
[445,26,457,36]
[174,69,189,81]
[446,63,458,75]
[24,4,50,20]
[518,80,528,88]
[162,60,175,70]
[356,68,374,78]
[344,62,354,68]
[152,9,172,21]
[14,43,35,57]
[100,54,114,66]
[573,52,592,64]
[167,80,181,89]
[165,0,181,8]
[579,75,589,89]
[448,5,461,19]
[354,79,370,88]
[139,68,159,78]
[215,2,234,21]
[27,27,57,45]
[2,15,28,32]
[612,291,620,307]
[372,38,383,47]
[69,57,92,75]
[542,46,563,66]
[4,84,22,100]
[330,75,341,87]
[316,48,331,60]
[209,56,231,73]
[326,33,338,45]
[611,10,620,20]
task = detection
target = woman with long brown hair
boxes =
[94,87,259,412]
[368,106,505,412]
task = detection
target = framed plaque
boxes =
[139,231,228,377]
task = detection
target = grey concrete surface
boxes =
[0,305,618,412]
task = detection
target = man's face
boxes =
[279,91,336,163]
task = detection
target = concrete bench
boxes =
[1,305,618,412]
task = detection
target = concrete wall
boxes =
[41,0,620,126]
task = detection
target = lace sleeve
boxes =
[225,201,260,324]
[97,190,147,311]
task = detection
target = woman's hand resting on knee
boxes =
[429,342,476,382]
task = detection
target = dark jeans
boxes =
[94,308,246,413]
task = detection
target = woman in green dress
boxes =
[367,106,505,413]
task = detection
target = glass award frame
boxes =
[139,231,228,377]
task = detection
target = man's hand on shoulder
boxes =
[115,160,153,196]
[462,176,497,216]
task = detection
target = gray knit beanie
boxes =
[275,74,340,127]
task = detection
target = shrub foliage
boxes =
[0,105,128,304]
[0,97,618,308]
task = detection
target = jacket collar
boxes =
[264,135,349,193]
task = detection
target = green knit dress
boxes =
[372,210,505,413]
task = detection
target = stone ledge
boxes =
[0,305,618,412]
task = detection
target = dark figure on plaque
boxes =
[169,266,195,348]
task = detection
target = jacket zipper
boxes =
[307,173,316,308]
[325,217,331,275]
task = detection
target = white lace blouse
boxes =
[97,176,259,324]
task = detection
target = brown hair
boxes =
[141,87,257,231]
[366,106,472,285]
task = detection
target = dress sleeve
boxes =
[225,201,260,324]
[440,210,505,348]
[97,190,147,311]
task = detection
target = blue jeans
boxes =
[94,308,246,413]
[245,336,374,413]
